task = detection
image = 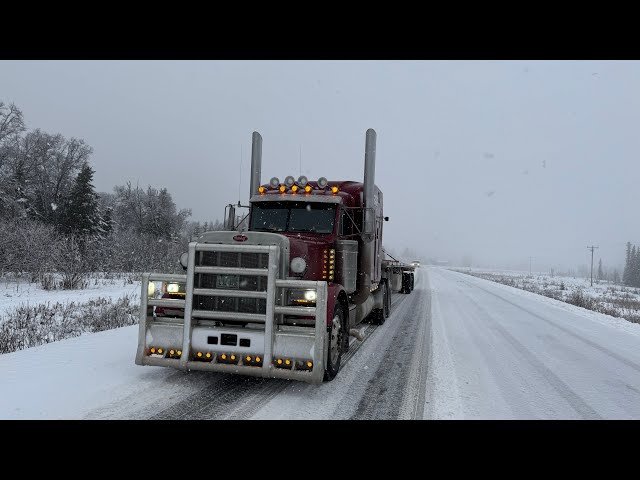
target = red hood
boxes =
[282,232,333,281]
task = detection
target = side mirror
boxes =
[384,216,389,221]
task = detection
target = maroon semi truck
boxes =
[136,129,415,383]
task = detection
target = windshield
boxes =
[250,202,337,234]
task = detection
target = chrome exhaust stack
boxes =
[250,131,263,198]
[351,128,376,304]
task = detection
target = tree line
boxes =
[0,100,220,288]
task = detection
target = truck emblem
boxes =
[233,234,248,242]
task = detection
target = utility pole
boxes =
[529,256,533,276]
[587,246,599,286]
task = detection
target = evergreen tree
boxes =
[61,163,101,236]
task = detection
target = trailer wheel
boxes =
[324,304,345,382]
[371,281,388,325]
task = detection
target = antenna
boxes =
[299,144,302,177]
[239,144,242,203]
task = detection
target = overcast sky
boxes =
[1,60,639,271]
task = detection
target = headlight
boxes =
[288,289,317,305]
[290,257,307,273]
[148,281,155,297]
[167,283,181,293]
[179,252,188,268]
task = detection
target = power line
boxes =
[587,245,599,286]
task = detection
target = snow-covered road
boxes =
[2,267,640,419]
[427,268,640,419]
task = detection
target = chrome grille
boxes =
[193,250,269,317]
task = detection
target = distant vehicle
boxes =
[411,261,420,268]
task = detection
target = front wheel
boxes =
[324,304,345,381]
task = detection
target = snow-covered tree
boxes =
[61,163,102,237]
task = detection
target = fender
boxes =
[326,283,349,328]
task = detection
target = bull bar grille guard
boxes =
[135,242,328,384]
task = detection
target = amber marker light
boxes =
[158,348,163,354]
[230,355,236,360]
[331,186,338,194]
[170,349,175,355]
[246,356,252,362]
[305,185,312,193]
[150,347,156,353]
[221,354,227,360]
[307,361,313,368]
[256,357,261,362]
[277,359,283,365]
[177,350,182,356]
[197,352,203,357]
[285,359,291,365]
[291,185,298,193]
[280,185,286,193]
[258,186,265,194]
[206,353,211,358]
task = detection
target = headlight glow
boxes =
[167,283,180,293]
[304,290,317,301]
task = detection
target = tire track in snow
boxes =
[349,275,431,420]
[143,292,411,419]
[461,285,603,420]
[460,277,640,375]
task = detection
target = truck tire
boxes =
[324,304,346,381]
[371,281,388,325]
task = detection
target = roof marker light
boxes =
[291,185,298,193]
[280,186,286,193]
[305,185,312,193]
[331,186,339,194]
[258,186,265,194]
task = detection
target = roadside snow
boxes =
[0,278,141,317]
